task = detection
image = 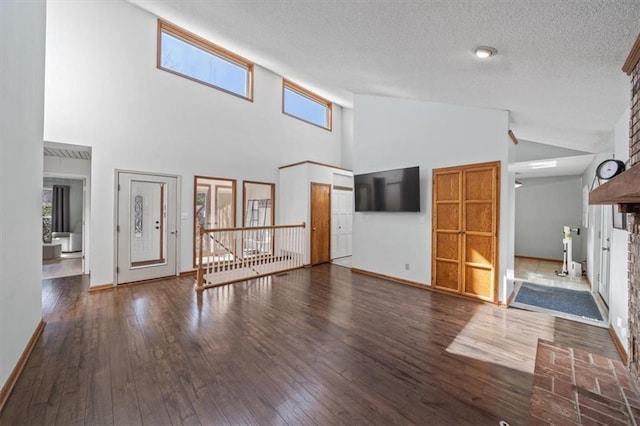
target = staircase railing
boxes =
[195,222,306,291]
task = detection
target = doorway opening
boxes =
[511,141,607,325]
[42,142,92,280]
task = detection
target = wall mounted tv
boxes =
[354,166,420,212]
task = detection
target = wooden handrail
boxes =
[200,222,305,233]
[196,223,205,291]
[195,222,306,291]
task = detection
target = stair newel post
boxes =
[196,223,205,291]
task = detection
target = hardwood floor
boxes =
[1,265,620,425]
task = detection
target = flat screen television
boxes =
[354,166,420,212]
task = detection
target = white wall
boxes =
[0,0,46,392]
[278,162,353,265]
[515,176,584,261]
[341,108,354,170]
[352,95,512,301]
[44,1,343,286]
[609,109,631,349]
[582,108,630,351]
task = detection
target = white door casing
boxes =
[599,205,611,306]
[331,189,353,259]
[117,172,178,284]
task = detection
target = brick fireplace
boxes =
[627,43,640,379]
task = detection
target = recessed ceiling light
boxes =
[475,46,497,59]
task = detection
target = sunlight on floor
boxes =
[446,308,555,374]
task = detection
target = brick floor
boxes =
[530,340,640,425]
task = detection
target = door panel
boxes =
[331,189,353,259]
[435,261,460,290]
[117,172,177,284]
[435,173,460,201]
[462,166,498,301]
[311,183,331,265]
[464,169,494,200]
[464,266,493,299]
[130,181,164,265]
[465,203,493,233]
[465,235,493,265]
[437,204,460,229]
[433,171,462,293]
[437,233,459,259]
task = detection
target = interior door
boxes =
[117,172,177,284]
[311,183,331,265]
[432,161,499,302]
[331,188,353,259]
[432,170,462,293]
[599,205,611,306]
[462,165,498,301]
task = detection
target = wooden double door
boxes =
[432,161,500,302]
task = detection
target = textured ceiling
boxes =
[129,0,640,153]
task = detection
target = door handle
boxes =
[170,230,178,235]
[602,247,610,251]
[155,226,160,230]
[313,227,317,231]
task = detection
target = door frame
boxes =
[114,169,181,285]
[330,185,353,260]
[310,182,331,265]
[598,204,612,306]
[43,173,90,275]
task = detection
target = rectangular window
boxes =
[283,80,332,130]
[158,20,253,100]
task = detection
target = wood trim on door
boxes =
[310,182,331,265]
[241,180,276,227]
[192,175,237,268]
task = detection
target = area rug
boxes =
[514,283,603,321]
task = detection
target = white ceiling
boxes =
[512,154,596,179]
[129,0,639,154]
[44,141,92,160]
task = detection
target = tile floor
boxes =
[515,256,590,291]
[42,257,83,280]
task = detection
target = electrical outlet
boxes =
[405,263,410,270]
[618,317,623,327]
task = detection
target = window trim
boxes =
[282,79,332,131]
[157,19,254,101]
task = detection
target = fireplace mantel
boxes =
[589,162,640,213]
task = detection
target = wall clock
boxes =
[595,159,625,180]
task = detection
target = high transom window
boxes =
[282,80,332,130]
[158,20,253,100]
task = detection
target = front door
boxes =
[311,183,331,265]
[117,172,178,284]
